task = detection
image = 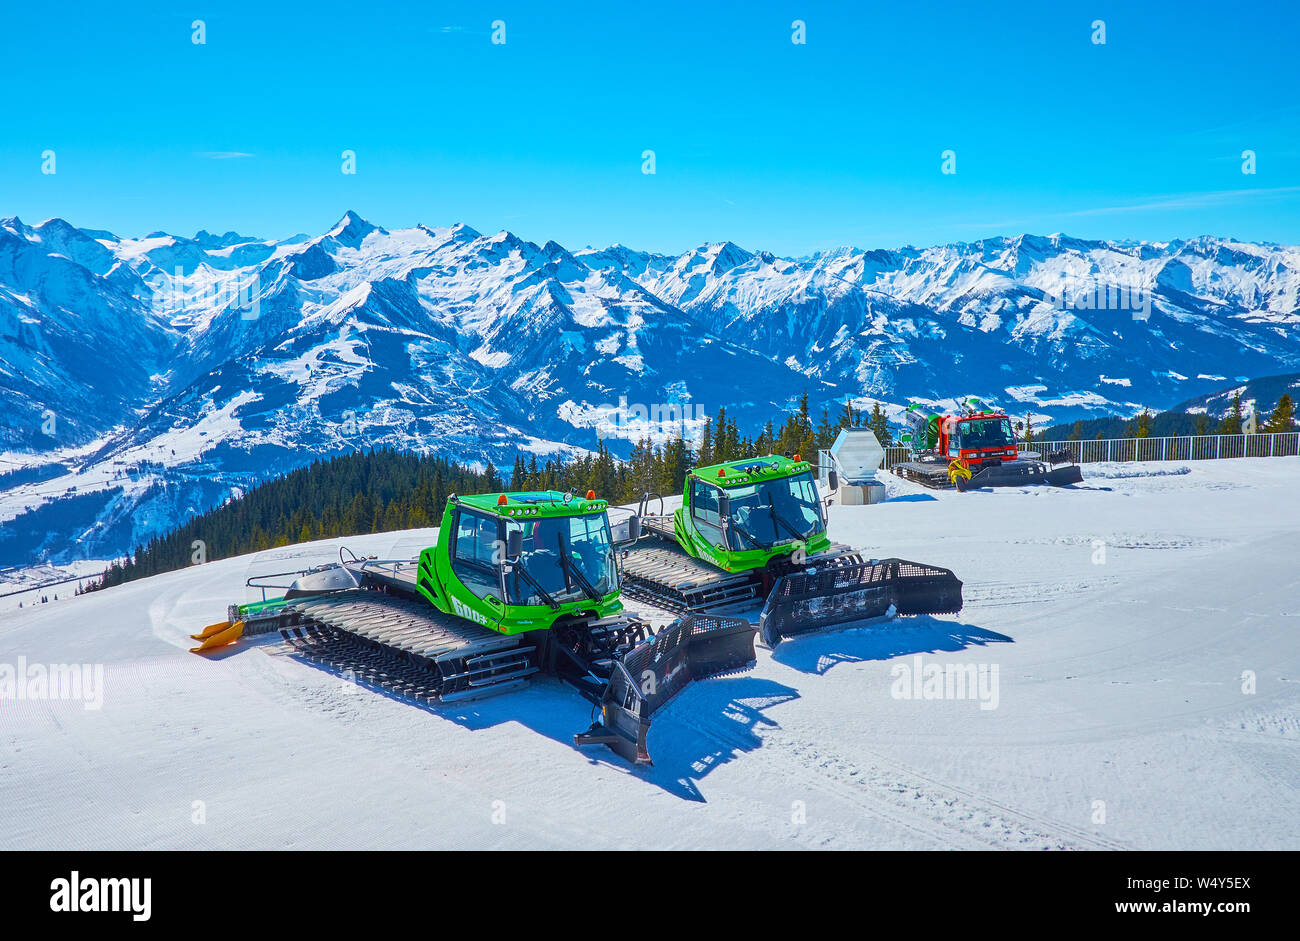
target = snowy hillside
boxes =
[1172,371,1300,420]
[2,212,1299,565]
[2,459,1296,849]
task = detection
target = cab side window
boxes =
[691,479,724,544]
[692,480,720,525]
[452,510,502,601]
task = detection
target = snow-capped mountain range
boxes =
[2,211,1298,566]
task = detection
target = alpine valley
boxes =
[2,211,1298,566]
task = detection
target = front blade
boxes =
[759,558,963,645]
[969,459,1081,488]
[1045,464,1083,486]
[573,614,756,765]
[889,559,965,615]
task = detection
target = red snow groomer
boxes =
[893,397,1082,491]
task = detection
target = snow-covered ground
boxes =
[1,458,1296,849]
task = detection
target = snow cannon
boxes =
[903,404,944,451]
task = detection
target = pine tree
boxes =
[867,403,892,446]
[815,408,836,450]
[382,499,402,532]
[1263,393,1296,432]
[697,417,713,466]
[1219,392,1245,435]
[1136,408,1153,439]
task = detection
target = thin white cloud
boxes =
[196,151,255,160]
[1065,186,1300,217]
[956,186,1300,231]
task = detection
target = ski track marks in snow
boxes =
[676,706,1129,849]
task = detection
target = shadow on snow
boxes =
[770,615,1013,676]
[255,635,799,802]
[219,614,1007,801]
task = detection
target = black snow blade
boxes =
[1046,463,1084,486]
[758,558,964,647]
[968,459,1082,488]
[573,614,756,766]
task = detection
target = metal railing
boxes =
[881,446,910,469]
[879,432,1299,469]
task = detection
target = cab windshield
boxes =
[503,511,617,606]
[957,418,1014,450]
[725,471,825,550]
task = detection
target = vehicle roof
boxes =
[690,454,814,488]
[457,490,610,518]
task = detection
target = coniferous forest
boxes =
[85,395,878,592]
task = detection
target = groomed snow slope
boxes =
[2,458,1297,850]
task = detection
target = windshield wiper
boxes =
[557,532,603,603]
[769,505,809,542]
[728,518,766,549]
[509,560,560,610]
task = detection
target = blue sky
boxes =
[2,0,1297,255]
